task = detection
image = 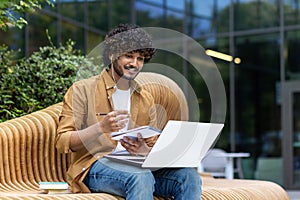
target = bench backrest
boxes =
[0,72,188,192]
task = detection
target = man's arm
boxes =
[55,83,129,153]
[69,111,129,152]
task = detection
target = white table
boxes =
[214,152,250,179]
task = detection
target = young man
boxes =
[55,24,202,199]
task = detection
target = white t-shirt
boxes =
[112,87,131,152]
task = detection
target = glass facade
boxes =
[292,93,300,188]
[1,0,300,189]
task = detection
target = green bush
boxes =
[0,40,101,122]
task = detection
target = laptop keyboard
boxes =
[127,158,145,162]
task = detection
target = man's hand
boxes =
[120,133,151,156]
[100,110,130,133]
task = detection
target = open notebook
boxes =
[104,120,224,168]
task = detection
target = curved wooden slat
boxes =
[0,128,13,192]
[201,175,289,200]
[0,125,25,191]
[38,104,70,182]
[136,72,189,129]
[17,117,39,188]
[4,121,35,191]
[22,115,43,184]
[33,112,55,182]
[0,73,290,200]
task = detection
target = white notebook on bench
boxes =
[104,120,224,168]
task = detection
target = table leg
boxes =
[225,157,234,179]
[236,157,244,179]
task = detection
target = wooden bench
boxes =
[0,72,289,199]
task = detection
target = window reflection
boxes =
[286,31,300,80]
[27,13,57,54]
[293,93,300,187]
[284,0,300,26]
[235,34,280,159]
[60,0,85,22]
[196,0,231,34]
[61,22,84,51]
[234,0,279,30]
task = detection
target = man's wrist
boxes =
[98,121,104,134]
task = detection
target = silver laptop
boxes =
[104,120,224,168]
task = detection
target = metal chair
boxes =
[199,148,229,178]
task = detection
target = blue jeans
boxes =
[83,158,202,200]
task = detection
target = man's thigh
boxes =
[152,168,201,198]
[84,158,153,194]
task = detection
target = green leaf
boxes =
[0,38,101,122]
[0,0,53,31]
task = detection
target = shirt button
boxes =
[82,168,86,171]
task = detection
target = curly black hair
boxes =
[103,24,156,67]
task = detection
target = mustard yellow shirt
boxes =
[55,69,158,193]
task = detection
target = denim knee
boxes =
[184,168,202,185]
[153,168,202,199]
[178,168,202,198]
[127,171,155,191]
[125,171,155,199]
[178,168,201,185]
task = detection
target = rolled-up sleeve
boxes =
[55,85,76,153]
[56,83,87,153]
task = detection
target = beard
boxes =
[112,59,140,80]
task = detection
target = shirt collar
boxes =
[100,68,142,93]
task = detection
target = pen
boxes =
[96,113,108,116]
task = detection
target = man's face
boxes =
[112,52,145,80]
